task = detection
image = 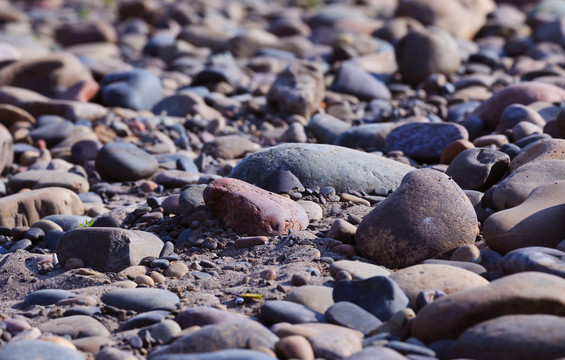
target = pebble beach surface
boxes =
[1,0,565,359]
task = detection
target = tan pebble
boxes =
[64,257,84,270]
[141,181,159,192]
[85,204,110,217]
[116,265,148,280]
[275,335,315,360]
[77,268,101,276]
[12,327,41,341]
[134,275,155,286]
[473,134,508,147]
[41,336,77,350]
[164,262,189,278]
[113,280,137,288]
[260,269,277,280]
[56,296,97,307]
[72,336,114,353]
[451,244,481,263]
[150,271,166,284]
[340,193,371,206]
[235,236,268,248]
[440,139,475,164]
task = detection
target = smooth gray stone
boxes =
[331,61,391,100]
[148,320,278,357]
[502,247,565,278]
[119,310,171,331]
[101,288,179,312]
[325,301,382,335]
[334,123,395,152]
[445,148,510,192]
[176,307,245,329]
[20,289,76,308]
[149,349,276,360]
[229,143,414,194]
[0,340,84,360]
[38,315,110,339]
[42,215,92,230]
[179,184,206,215]
[101,69,163,111]
[308,114,350,144]
[95,142,159,182]
[260,300,323,325]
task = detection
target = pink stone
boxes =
[203,178,309,236]
[235,236,268,248]
[332,244,357,258]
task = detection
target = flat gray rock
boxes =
[101,288,180,312]
[0,340,84,360]
[229,143,414,194]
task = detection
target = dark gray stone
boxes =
[502,247,565,278]
[229,143,414,194]
[308,114,350,144]
[264,170,305,194]
[445,148,510,192]
[38,315,110,338]
[386,122,468,162]
[101,288,179,312]
[331,61,390,100]
[325,301,382,335]
[260,300,323,325]
[332,276,409,321]
[119,310,170,331]
[29,117,74,148]
[179,185,207,215]
[334,123,395,152]
[176,307,245,329]
[42,215,91,231]
[96,142,159,182]
[20,289,76,308]
[101,69,163,111]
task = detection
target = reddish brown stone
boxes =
[235,236,268,248]
[57,80,99,102]
[203,178,309,236]
[332,244,357,257]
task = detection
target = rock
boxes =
[150,349,276,360]
[95,142,159,182]
[260,300,323,325]
[470,82,565,130]
[0,123,12,174]
[101,69,162,111]
[39,315,110,339]
[101,288,179,312]
[440,139,475,165]
[203,178,309,236]
[396,0,495,39]
[498,104,546,134]
[148,320,278,356]
[502,247,565,278]
[308,114,350,144]
[0,53,93,96]
[390,264,489,305]
[344,346,409,360]
[267,60,325,119]
[154,170,199,189]
[152,92,221,120]
[411,272,565,343]
[263,170,305,194]
[356,169,478,269]
[179,185,206,215]
[203,135,260,160]
[0,187,83,227]
[330,61,391,100]
[325,301,382,335]
[484,180,565,254]
[56,228,164,272]
[0,340,84,360]
[388,122,469,163]
[453,315,565,360]
[445,148,510,191]
[275,335,315,360]
[164,262,189,278]
[7,170,89,193]
[309,326,363,360]
[176,307,245,329]
[395,27,461,85]
[286,285,335,314]
[334,123,396,152]
[20,289,77,308]
[492,160,565,210]
[333,276,409,321]
[95,348,137,360]
[329,260,390,280]
[229,143,414,194]
[508,139,565,172]
[326,219,357,244]
[297,200,323,221]
[151,319,182,344]
[55,20,117,47]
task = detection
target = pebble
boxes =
[297,200,323,221]
[100,69,162,111]
[56,228,164,272]
[95,142,159,182]
[0,124,13,175]
[101,288,180,312]
[234,236,268,248]
[0,340,84,360]
[356,169,478,269]
[508,138,565,172]
[325,301,382,335]
[176,307,245,329]
[38,315,110,339]
[445,148,510,191]
[150,319,182,344]
[20,289,77,308]
[308,113,351,144]
[8,169,89,194]
[118,310,170,332]
[260,300,323,325]
[151,349,277,360]
[502,247,565,278]
[333,276,409,321]
[230,143,414,194]
[275,335,315,360]
[329,260,390,280]
[411,272,565,343]
[163,262,189,278]
[286,285,335,314]
[203,178,309,236]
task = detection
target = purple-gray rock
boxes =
[101,288,179,312]
[95,142,159,182]
[502,247,565,278]
[0,340,84,360]
[445,148,510,191]
[101,69,162,111]
[330,61,391,101]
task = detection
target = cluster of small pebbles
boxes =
[2,0,565,359]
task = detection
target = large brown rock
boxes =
[492,160,565,210]
[470,82,565,130]
[396,0,495,39]
[411,272,565,343]
[508,138,565,172]
[390,264,489,305]
[395,27,461,85]
[453,315,565,360]
[0,187,84,227]
[203,178,309,236]
[0,122,12,175]
[356,169,478,269]
[0,53,94,96]
[484,180,565,254]
[56,228,164,272]
[267,60,325,120]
